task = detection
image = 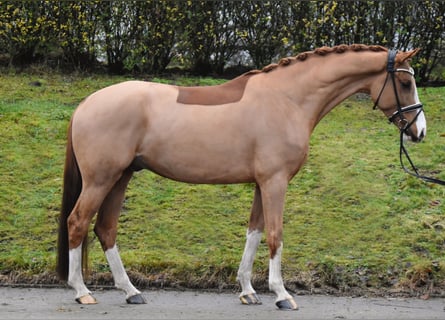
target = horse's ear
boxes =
[397,48,421,63]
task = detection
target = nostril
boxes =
[419,129,425,141]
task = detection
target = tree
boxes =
[176,1,240,75]
[57,1,99,70]
[0,0,54,66]
[234,1,290,68]
[129,0,183,74]
[409,1,445,82]
[0,0,443,82]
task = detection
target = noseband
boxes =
[374,50,445,185]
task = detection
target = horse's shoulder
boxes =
[176,74,252,105]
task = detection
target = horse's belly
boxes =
[141,142,255,184]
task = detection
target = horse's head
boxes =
[372,49,426,142]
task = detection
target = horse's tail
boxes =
[56,119,86,281]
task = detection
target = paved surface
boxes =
[1,286,444,319]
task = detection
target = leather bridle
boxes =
[374,50,445,185]
[373,49,423,130]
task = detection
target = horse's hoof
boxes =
[126,293,147,304]
[75,294,97,304]
[240,293,262,305]
[276,297,298,310]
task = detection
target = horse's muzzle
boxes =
[404,128,425,143]
[393,105,426,143]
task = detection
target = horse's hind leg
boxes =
[237,185,264,305]
[94,169,146,304]
[67,184,110,304]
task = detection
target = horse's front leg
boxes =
[260,176,298,310]
[238,185,263,305]
[269,242,298,310]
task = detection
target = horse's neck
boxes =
[262,52,386,127]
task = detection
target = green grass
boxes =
[1,72,445,295]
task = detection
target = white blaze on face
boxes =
[413,86,426,140]
[404,83,426,142]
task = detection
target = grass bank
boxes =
[1,72,445,296]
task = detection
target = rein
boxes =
[375,50,445,186]
[398,129,445,185]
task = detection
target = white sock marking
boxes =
[269,242,292,301]
[237,229,262,296]
[68,245,91,299]
[105,245,140,298]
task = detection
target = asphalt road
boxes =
[1,286,444,319]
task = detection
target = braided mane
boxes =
[245,44,388,76]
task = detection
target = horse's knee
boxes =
[266,232,282,259]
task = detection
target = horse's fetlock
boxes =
[268,279,281,292]
[237,270,251,282]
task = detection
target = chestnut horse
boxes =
[57,45,426,310]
